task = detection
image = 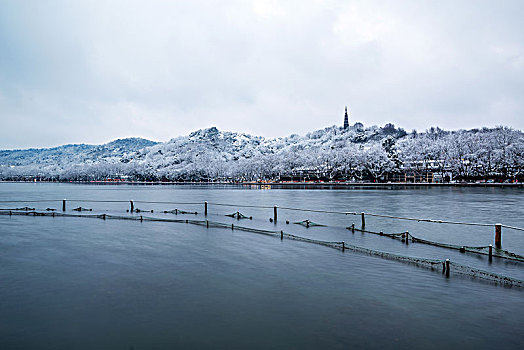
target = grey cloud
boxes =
[0,0,523,148]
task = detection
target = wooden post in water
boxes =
[62,199,66,212]
[495,224,502,248]
[361,212,365,227]
[405,231,409,245]
[281,230,283,240]
[489,244,493,260]
[140,215,143,222]
[206,220,209,228]
[445,259,450,277]
[130,200,134,213]
[274,206,278,223]
[204,201,208,216]
[351,223,355,233]
[231,224,234,230]
[342,241,345,252]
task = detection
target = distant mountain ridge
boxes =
[0,138,158,167]
[0,124,522,182]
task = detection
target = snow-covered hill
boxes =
[0,124,522,181]
[0,137,158,178]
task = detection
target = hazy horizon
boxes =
[1,0,523,149]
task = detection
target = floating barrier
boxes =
[1,198,524,252]
[294,220,326,227]
[126,208,154,213]
[0,207,35,211]
[1,209,523,288]
[1,198,524,259]
[72,207,92,212]
[163,209,198,215]
[348,226,524,263]
[1,198,523,229]
[2,199,524,284]
[225,211,252,220]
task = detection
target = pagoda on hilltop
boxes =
[343,106,349,129]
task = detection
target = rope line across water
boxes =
[361,212,495,227]
[0,198,523,232]
[2,203,524,261]
[1,210,523,288]
[501,224,524,232]
[350,226,524,263]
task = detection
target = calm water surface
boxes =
[0,183,523,349]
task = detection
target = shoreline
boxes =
[1,180,523,188]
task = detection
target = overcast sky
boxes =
[1,0,523,149]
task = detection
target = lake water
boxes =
[1,183,523,349]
